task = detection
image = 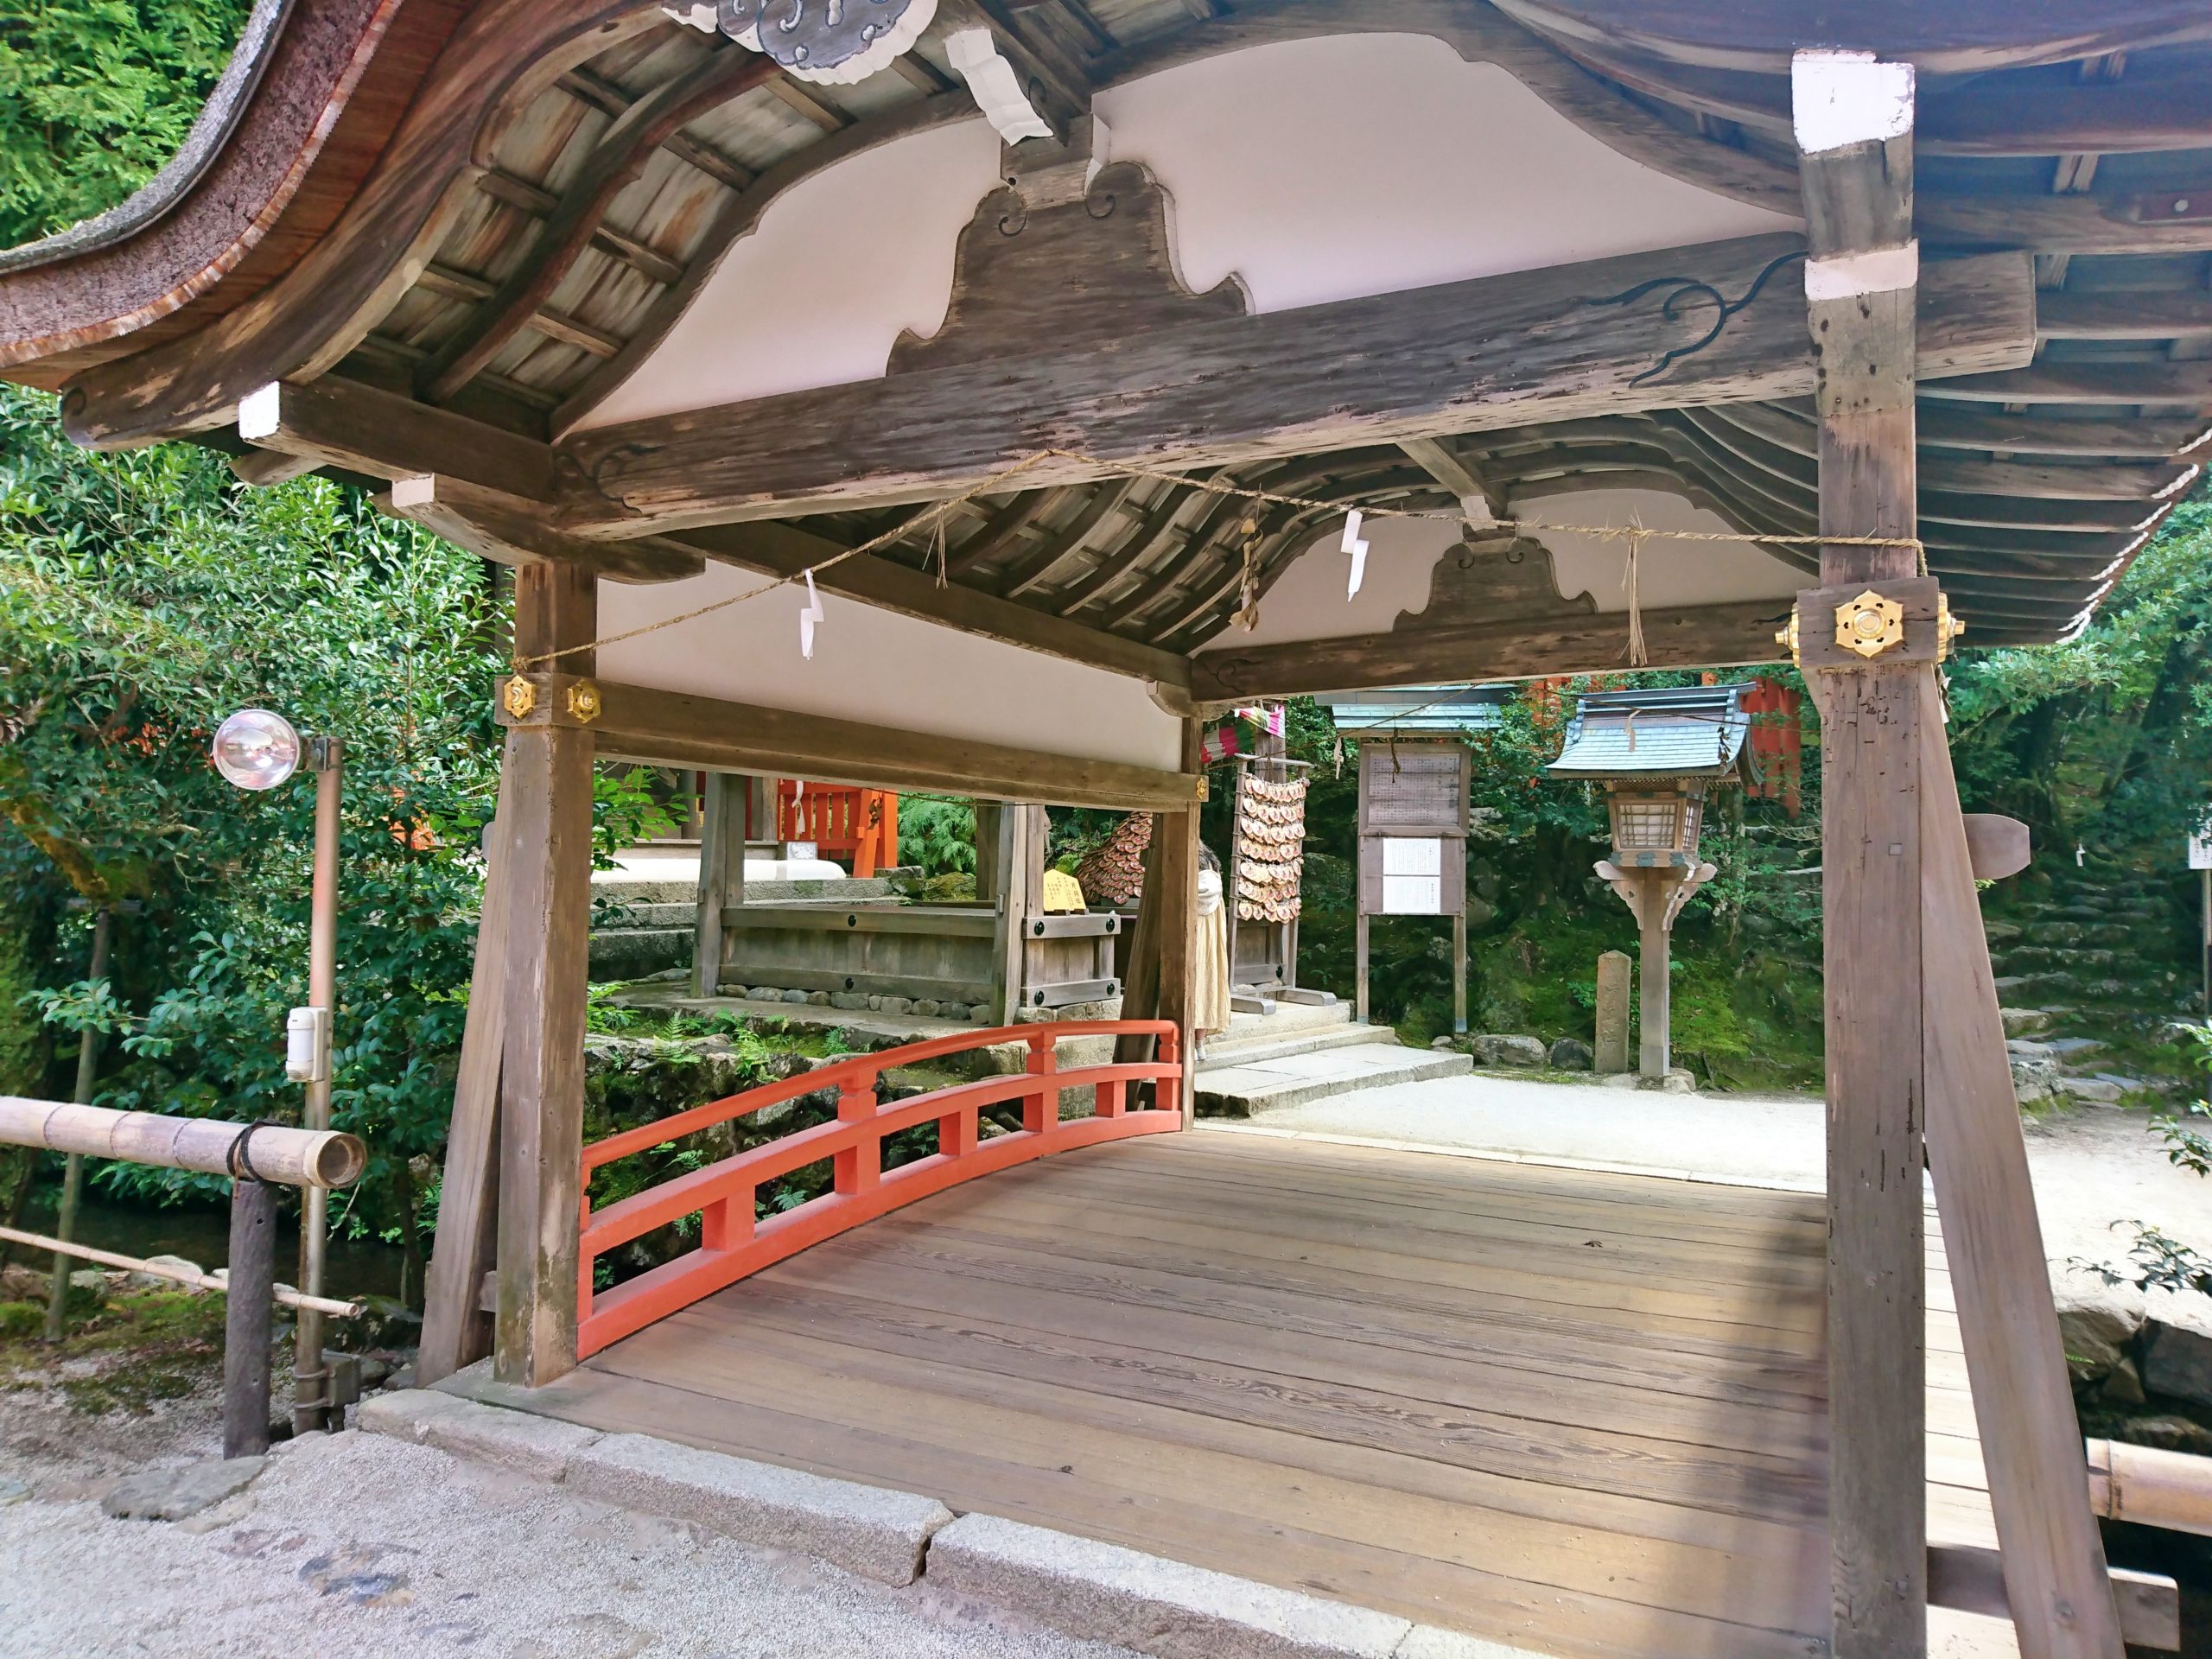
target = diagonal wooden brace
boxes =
[1917,670,2124,1659]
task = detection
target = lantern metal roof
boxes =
[1319,686,1511,736]
[1548,684,1751,780]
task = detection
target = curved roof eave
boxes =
[0,0,424,374]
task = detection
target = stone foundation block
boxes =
[357,1389,601,1481]
[564,1432,950,1586]
[926,1512,1410,1659]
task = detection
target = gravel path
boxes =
[0,1427,1139,1659]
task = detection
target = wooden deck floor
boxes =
[506,1130,2000,1659]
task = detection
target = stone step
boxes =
[1200,1021,1398,1069]
[1216,997,1354,1044]
[1993,946,2119,974]
[1194,1044,1473,1119]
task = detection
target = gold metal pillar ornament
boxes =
[1774,607,1802,667]
[1834,589,1905,659]
[1936,594,1966,662]
[502,674,537,719]
[563,681,602,724]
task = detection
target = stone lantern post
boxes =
[1548,686,1751,1080]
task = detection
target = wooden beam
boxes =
[1793,50,1927,1659]
[555,66,759,190]
[382,474,706,586]
[1486,0,2212,75]
[493,563,596,1389]
[1686,405,2202,499]
[1091,0,1802,216]
[1087,0,2212,251]
[556,238,2034,535]
[476,165,687,285]
[1535,29,2212,157]
[228,448,322,487]
[499,672,1204,812]
[1188,601,1784,700]
[2037,288,2212,339]
[1920,668,2126,1657]
[1738,397,2212,458]
[236,376,559,501]
[418,768,515,1385]
[672,518,1192,687]
[1927,1547,2176,1652]
[1397,436,1501,519]
[1922,359,2212,404]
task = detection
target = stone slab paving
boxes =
[1195,1043,1473,1116]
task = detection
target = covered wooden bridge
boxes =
[6,1,2210,1653]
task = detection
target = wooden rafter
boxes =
[550,89,976,438]
[52,0,668,447]
[419,45,779,405]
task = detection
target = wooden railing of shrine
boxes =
[576,1020,1183,1357]
[774,782,899,876]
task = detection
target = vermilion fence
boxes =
[577,1020,1183,1357]
[773,782,899,876]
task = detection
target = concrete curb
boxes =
[360,1388,1551,1656]
[564,1431,950,1586]
[356,1389,948,1586]
[927,1512,1413,1659]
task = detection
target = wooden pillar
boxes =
[691,772,747,999]
[493,563,596,1389]
[1157,722,1203,1124]
[986,803,1041,1025]
[1450,911,1468,1037]
[418,770,515,1384]
[1115,722,1202,1122]
[1795,50,1926,1657]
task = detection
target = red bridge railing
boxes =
[577,1020,1183,1357]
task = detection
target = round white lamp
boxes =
[210,709,302,791]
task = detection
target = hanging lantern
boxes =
[1602,780,1711,868]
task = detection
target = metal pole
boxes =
[43,907,113,1342]
[2201,866,2209,1109]
[223,1176,277,1458]
[294,740,341,1433]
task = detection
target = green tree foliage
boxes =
[1947,499,2212,849]
[898,795,976,878]
[0,384,502,1270]
[0,0,251,247]
[1236,683,1825,1085]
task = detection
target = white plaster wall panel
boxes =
[585,34,1800,425]
[1521,489,1804,612]
[582,118,1002,427]
[595,567,1185,775]
[1198,488,1801,652]
[1091,35,1799,315]
[1207,514,1458,649]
